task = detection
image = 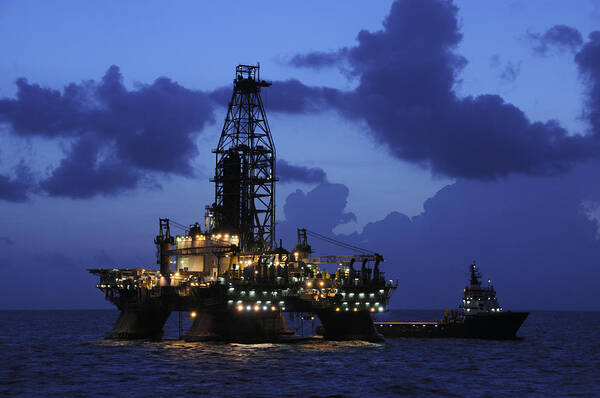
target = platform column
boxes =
[184,309,292,342]
[317,310,384,342]
[105,307,171,340]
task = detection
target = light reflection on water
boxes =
[1,310,599,397]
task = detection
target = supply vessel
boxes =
[89,65,396,343]
[375,263,528,339]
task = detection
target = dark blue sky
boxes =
[1,0,599,310]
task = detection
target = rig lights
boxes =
[237,305,244,312]
[319,281,324,287]
[190,311,197,318]
[306,281,312,288]
[253,304,260,312]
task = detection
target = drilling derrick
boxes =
[211,65,276,254]
[89,64,396,343]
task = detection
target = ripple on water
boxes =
[1,310,599,397]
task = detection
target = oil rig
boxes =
[90,65,396,342]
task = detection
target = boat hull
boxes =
[375,311,529,340]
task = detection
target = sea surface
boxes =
[1,310,598,397]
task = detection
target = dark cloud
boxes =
[281,0,600,179]
[0,65,216,198]
[278,159,326,184]
[289,49,349,70]
[42,135,140,198]
[0,174,29,202]
[576,31,600,136]
[0,163,34,202]
[528,24,584,55]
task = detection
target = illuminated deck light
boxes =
[190,311,197,318]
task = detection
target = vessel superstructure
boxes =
[375,263,528,339]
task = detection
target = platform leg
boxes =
[105,307,171,340]
[317,310,384,342]
[184,310,293,342]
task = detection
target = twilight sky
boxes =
[1,0,599,310]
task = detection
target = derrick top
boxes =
[234,64,271,92]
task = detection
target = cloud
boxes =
[581,200,600,238]
[500,61,521,82]
[527,25,584,55]
[278,159,326,184]
[0,65,217,199]
[0,236,14,246]
[576,31,600,136]
[278,182,356,250]
[289,49,349,70]
[0,163,34,202]
[281,0,600,180]
[489,55,521,83]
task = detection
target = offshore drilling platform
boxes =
[90,65,396,342]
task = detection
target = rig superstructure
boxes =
[90,65,396,342]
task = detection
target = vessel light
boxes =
[254,304,260,311]
[335,307,340,312]
[271,306,277,311]
[237,305,244,312]
[353,308,358,312]
[190,311,197,318]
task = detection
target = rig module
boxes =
[90,65,396,342]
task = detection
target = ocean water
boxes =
[1,310,598,397]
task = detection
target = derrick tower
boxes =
[210,65,276,253]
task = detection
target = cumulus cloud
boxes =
[278,159,326,184]
[278,182,356,250]
[0,66,216,198]
[527,24,584,55]
[280,0,600,180]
